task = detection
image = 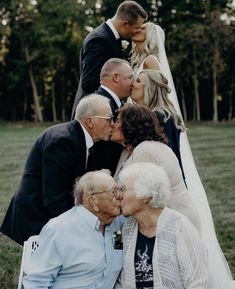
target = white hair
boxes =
[118,162,171,208]
[73,169,112,205]
[75,93,110,121]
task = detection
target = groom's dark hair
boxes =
[116,1,147,25]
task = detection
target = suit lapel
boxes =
[96,87,119,114]
[71,120,87,172]
[102,23,123,58]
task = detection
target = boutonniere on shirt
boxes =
[121,40,129,51]
[113,230,123,250]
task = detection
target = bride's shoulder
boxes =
[143,55,161,70]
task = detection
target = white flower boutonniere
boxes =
[121,40,129,51]
[113,230,123,250]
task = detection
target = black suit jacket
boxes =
[71,22,123,118]
[96,86,120,113]
[93,86,124,175]
[0,120,87,245]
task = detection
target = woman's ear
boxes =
[142,195,152,204]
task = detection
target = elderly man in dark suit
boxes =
[71,1,147,118]
[94,58,133,174]
[0,94,114,245]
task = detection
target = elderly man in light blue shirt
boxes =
[23,170,124,289]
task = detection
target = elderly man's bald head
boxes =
[73,170,121,220]
[74,170,115,205]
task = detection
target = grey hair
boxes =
[116,1,147,25]
[140,69,185,131]
[75,94,110,120]
[73,169,112,205]
[130,22,160,69]
[100,58,131,81]
[118,162,171,208]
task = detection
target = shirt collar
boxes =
[79,122,93,150]
[106,19,120,40]
[76,205,100,231]
[101,85,122,108]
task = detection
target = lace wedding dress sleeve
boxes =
[154,24,234,288]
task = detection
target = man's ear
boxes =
[122,20,129,28]
[113,73,120,83]
[88,195,100,212]
[84,116,94,129]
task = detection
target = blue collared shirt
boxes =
[23,206,124,289]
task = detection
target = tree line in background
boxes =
[0,0,234,122]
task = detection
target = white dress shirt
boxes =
[100,85,122,109]
[23,206,124,289]
[106,19,120,40]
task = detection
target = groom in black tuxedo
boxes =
[71,1,147,118]
[94,58,133,174]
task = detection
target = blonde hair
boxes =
[140,69,185,131]
[130,22,159,70]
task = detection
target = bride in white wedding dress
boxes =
[130,22,234,288]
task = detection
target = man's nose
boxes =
[115,190,123,200]
[110,119,115,127]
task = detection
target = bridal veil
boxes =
[154,24,234,288]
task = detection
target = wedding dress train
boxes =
[154,24,234,288]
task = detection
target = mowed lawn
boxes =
[0,122,234,288]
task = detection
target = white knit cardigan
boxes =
[116,208,210,289]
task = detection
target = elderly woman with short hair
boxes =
[117,162,210,289]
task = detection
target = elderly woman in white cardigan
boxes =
[116,162,211,289]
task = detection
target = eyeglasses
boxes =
[91,187,118,199]
[92,115,114,124]
[117,186,127,194]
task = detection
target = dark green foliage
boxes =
[0,0,234,121]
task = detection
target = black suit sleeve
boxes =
[42,139,76,217]
[81,37,108,93]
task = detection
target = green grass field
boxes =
[0,122,234,288]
